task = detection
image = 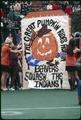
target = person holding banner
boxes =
[76,51,81,105]
[1,38,20,91]
[66,38,80,90]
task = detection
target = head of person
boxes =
[74,32,81,48]
[69,38,76,48]
[8,33,12,37]
[74,32,81,39]
[5,38,14,47]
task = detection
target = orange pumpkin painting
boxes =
[26,10,68,62]
[31,26,58,61]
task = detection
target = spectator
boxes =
[73,4,81,13]
[62,2,68,12]
[0,8,5,18]
[65,5,73,16]
[14,2,21,12]
[47,4,53,10]
[7,7,15,21]
[15,29,21,45]
[52,4,61,10]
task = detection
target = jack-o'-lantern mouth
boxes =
[37,49,52,56]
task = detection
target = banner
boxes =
[21,13,70,89]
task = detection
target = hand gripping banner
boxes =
[21,10,70,89]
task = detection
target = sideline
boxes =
[1,111,22,116]
[1,106,80,111]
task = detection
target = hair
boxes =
[74,38,80,48]
[67,38,76,56]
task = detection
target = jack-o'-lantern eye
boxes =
[31,32,58,61]
[37,37,50,47]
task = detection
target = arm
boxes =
[79,38,81,50]
[73,47,81,53]
[10,49,21,54]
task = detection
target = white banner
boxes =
[21,15,70,89]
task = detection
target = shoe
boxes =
[9,88,15,91]
[19,87,23,90]
[1,88,7,91]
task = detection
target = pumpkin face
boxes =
[31,32,58,61]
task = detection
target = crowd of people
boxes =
[0,1,81,43]
[0,1,81,105]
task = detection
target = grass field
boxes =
[1,89,81,119]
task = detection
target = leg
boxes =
[67,72,73,90]
[15,73,21,89]
[77,80,81,105]
[11,72,17,89]
[1,72,9,90]
[71,72,76,90]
